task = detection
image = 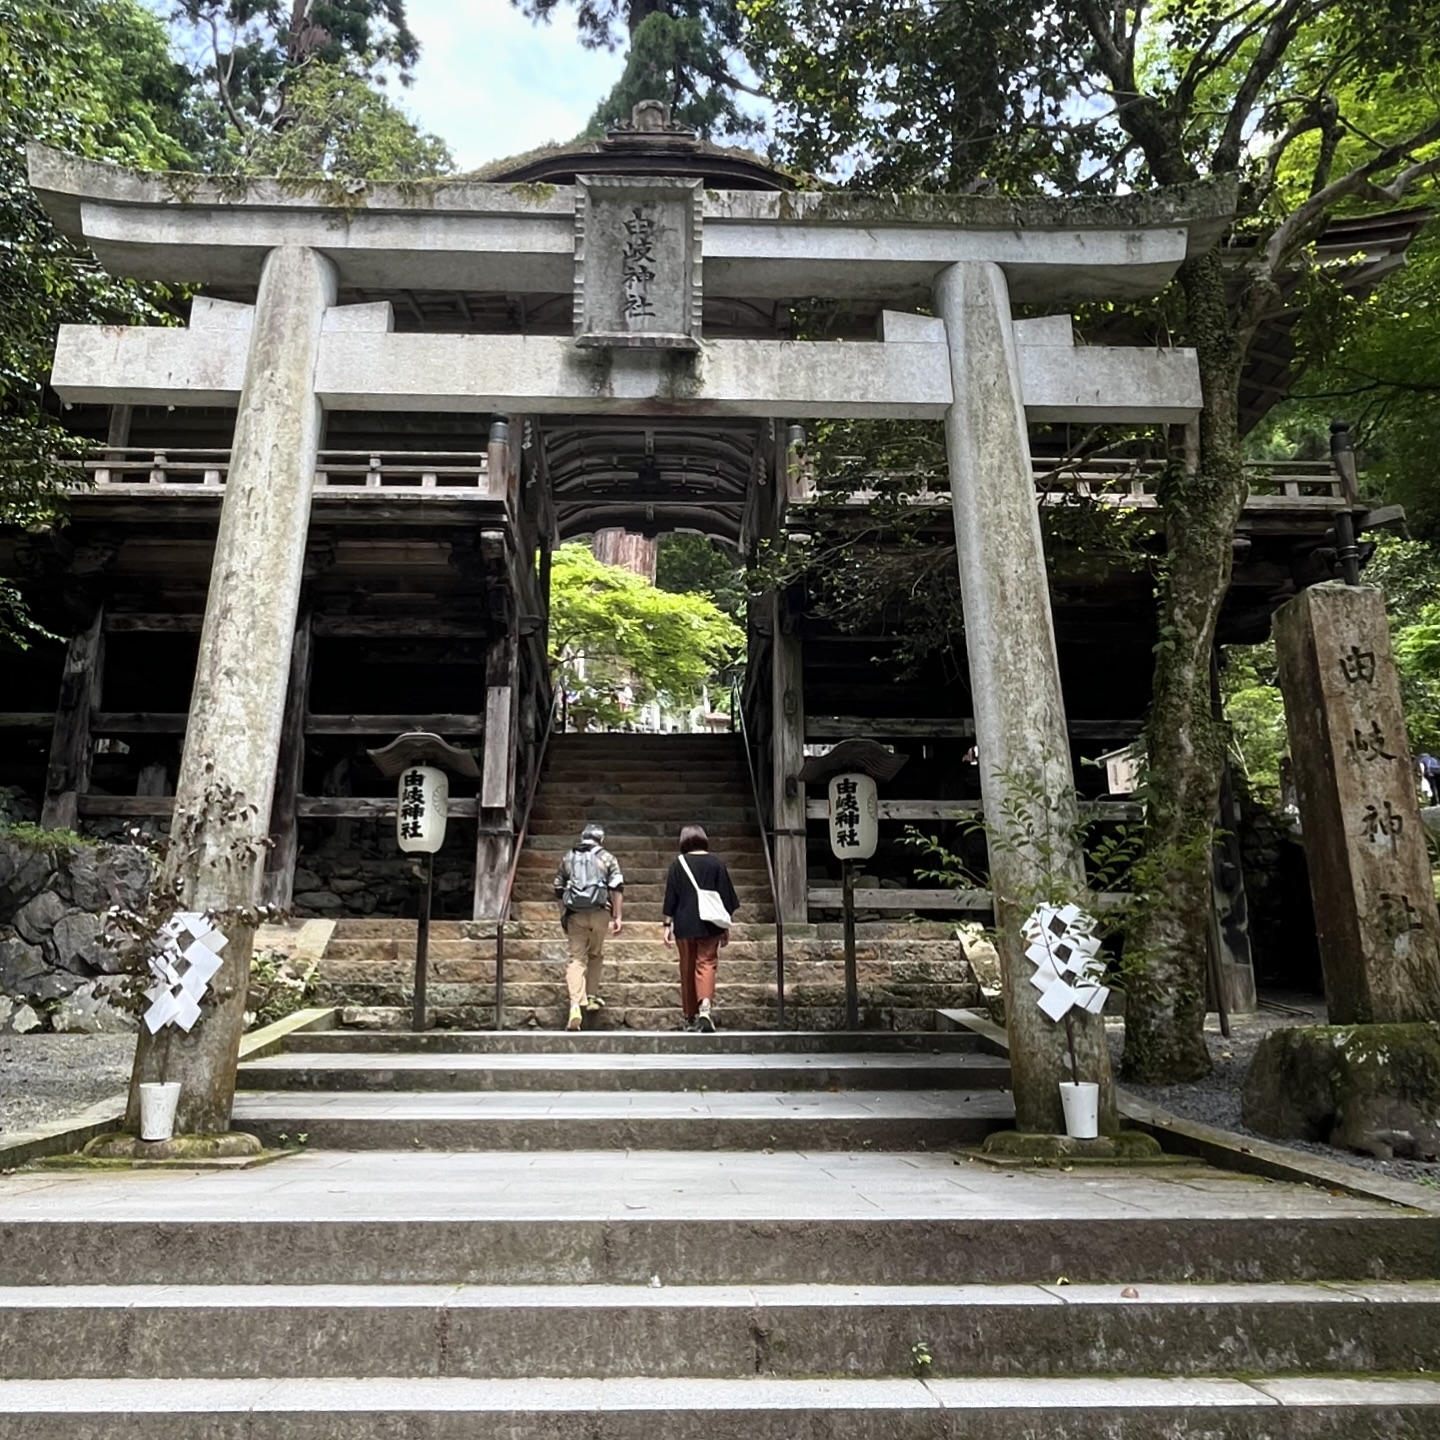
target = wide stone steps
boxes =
[7,1375,1440,1438]
[230,1027,1010,1148]
[6,1135,1439,1439]
[4,1282,1436,1380]
[522,825,761,845]
[227,1087,1012,1150]
[282,1030,988,1054]
[236,1050,1013,1092]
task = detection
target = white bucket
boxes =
[1059,1081,1100,1140]
[138,1082,182,1142]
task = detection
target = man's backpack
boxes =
[562,847,609,911]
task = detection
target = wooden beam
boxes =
[41,610,104,831]
[306,713,484,736]
[309,615,490,638]
[0,713,56,729]
[103,614,203,633]
[263,610,312,909]
[92,712,188,734]
[808,887,1131,911]
[475,626,519,918]
[79,794,483,820]
[771,594,808,925]
[297,796,479,819]
[804,798,1146,821]
[805,715,1145,740]
[79,795,175,817]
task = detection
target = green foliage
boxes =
[0,820,96,851]
[241,61,451,180]
[173,0,418,140]
[745,0,1093,191]
[246,948,318,1028]
[0,0,193,645]
[512,0,758,138]
[655,533,745,616]
[549,542,744,709]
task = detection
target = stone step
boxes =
[236,1051,1012,1092]
[320,955,971,985]
[6,1162,1435,1286]
[227,1088,1013,1150]
[328,1001,956,1032]
[527,787,753,803]
[4,1282,1435,1382]
[512,902,779,924]
[282,1030,990,1055]
[515,850,767,872]
[315,980,973,1012]
[523,826,762,845]
[511,872,771,894]
[5,1374,1440,1438]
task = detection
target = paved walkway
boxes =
[0,1148,1390,1221]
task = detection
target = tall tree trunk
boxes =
[1121,249,1250,1082]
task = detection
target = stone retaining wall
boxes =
[0,835,149,1034]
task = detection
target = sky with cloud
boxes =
[400,1,628,171]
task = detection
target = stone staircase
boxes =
[314,732,979,1029]
[3,1019,1440,1434]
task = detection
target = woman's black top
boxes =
[662,852,741,939]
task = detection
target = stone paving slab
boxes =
[0,1149,1391,1222]
[5,1374,1440,1440]
[4,1279,1437,1380]
[237,1051,1011,1092]
[225,1087,1013,1150]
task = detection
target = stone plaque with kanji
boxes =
[574,176,703,350]
[1275,583,1440,1023]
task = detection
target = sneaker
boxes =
[697,1001,716,1034]
[584,996,606,1012]
[566,1004,583,1031]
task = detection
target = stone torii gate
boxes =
[28,142,1228,1135]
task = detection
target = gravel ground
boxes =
[0,1034,133,1138]
[1111,995,1440,1193]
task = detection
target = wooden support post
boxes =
[262,609,313,909]
[475,627,519,919]
[125,246,336,1137]
[41,608,104,832]
[771,593,808,925]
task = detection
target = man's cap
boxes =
[581,823,605,843]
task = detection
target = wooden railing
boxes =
[72,448,494,496]
[795,457,1345,510]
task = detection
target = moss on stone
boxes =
[977,1129,1164,1162]
[81,1130,264,1161]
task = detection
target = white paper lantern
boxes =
[396,765,449,853]
[828,771,878,860]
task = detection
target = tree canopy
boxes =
[511,0,760,137]
[750,1,1440,1082]
[549,542,744,720]
[0,0,193,644]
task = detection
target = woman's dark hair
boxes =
[678,824,710,854]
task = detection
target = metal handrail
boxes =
[732,677,786,1027]
[493,693,558,1030]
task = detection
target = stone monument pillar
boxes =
[125,245,337,1135]
[932,261,1116,1134]
[1274,583,1440,1023]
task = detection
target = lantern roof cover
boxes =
[367,732,481,779]
[798,739,909,785]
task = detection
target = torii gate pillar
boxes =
[933,262,1117,1135]
[124,246,337,1136]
